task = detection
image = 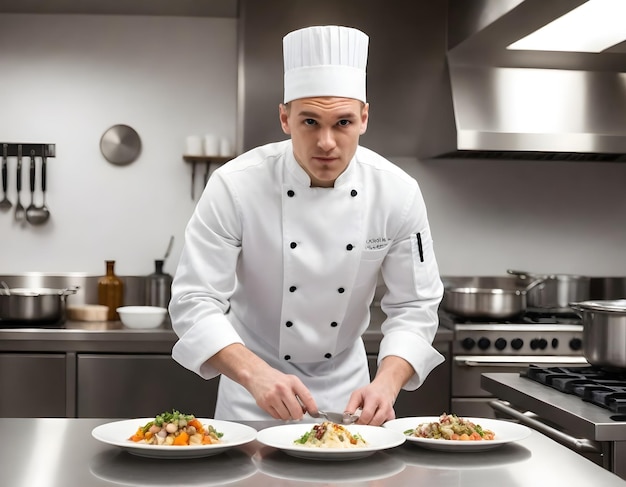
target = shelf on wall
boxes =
[182,155,234,164]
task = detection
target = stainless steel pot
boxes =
[441,276,544,320]
[570,299,626,369]
[0,285,78,324]
[507,269,590,314]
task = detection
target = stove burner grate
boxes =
[523,365,626,414]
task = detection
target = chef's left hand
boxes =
[344,355,415,426]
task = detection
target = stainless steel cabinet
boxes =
[368,343,451,417]
[76,354,219,418]
[0,353,67,417]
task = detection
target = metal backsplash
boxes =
[0,274,147,307]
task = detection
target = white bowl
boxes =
[117,306,167,329]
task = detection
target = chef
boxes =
[169,25,444,426]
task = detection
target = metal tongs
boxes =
[296,395,360,424]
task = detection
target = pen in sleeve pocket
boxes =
[416,232,424,262]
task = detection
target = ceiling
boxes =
[0,0,238,17]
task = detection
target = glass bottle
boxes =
[145,259,172,308]
[98,260,124,320]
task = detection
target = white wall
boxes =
[394,157,626,277]
[0,14,237,276]
[1,13,625,279]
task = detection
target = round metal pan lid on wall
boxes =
[100,124,142,165]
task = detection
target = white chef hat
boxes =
[283,25,369,104]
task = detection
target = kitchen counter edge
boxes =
[0,320,453,354]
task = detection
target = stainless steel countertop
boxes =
[482,372,626,441]
[1,417,624,487]
[0,320,453,354]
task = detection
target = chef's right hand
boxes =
[247,366,316,421]
[210,343,316,421]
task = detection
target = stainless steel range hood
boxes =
[422,0,626,161]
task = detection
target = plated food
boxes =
[294,421,367,448]
[256,423,405,460]
[405,413,495,441]
[384,416,531,452]
[92,416,257,459]
[129,410,223,446]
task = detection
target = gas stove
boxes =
[525,365,626,416]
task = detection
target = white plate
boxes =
[92,418,257,459]
[255,423,406,460]
[383,417,531,452]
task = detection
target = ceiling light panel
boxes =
[507,0,626,53]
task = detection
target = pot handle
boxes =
[62,286,80,296]
[568,302,584,314]
[507,269,534,279]
[523,277,546,293]
[508,268,559,280]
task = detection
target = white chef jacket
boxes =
[169,139,444,420]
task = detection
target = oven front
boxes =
[450,321,586,418]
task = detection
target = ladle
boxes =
[0,144,11,211]
[14,145,25,223]
[26,153,50,225]
[25,151,38,223]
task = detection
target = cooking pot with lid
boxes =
[507,269,590,314]
[0,284,79,325]
[570,299,626,369]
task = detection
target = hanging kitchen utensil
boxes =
[204,162,210,186]
[100,124,142,165]
[14,145,25,223]
[191,160,196,200]
[25,151,50,226]
[0,144,11,211]
[37,152,51,223]
[25,150,40,224]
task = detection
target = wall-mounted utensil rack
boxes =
[2,143,56,158]
[183,154,233,200]
[1,143,56,225]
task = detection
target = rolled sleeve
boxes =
[378,330,444,390]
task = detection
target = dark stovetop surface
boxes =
[525,365,626,415]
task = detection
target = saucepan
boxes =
[507,269,590,314]
[0,282,79,325]
[441,276,545,320]
[569,299,626,369]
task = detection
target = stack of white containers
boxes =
[184,134,232,157]
[184,134,233,199]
